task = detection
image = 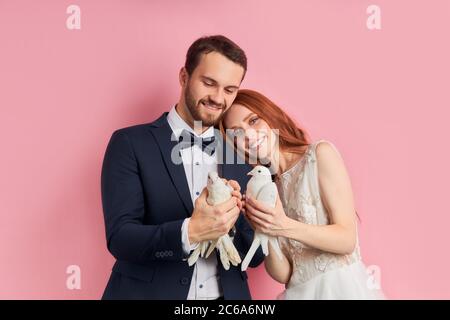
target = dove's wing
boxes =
[207,182,232,205]
[256,182,284,259]
[256,182,277,208]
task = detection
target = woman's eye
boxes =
[249,117,259,125]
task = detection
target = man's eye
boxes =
[204,81,213,87]
[225,89,236,94]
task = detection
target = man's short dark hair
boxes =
[185,35,247,80]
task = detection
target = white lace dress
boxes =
[275,140,385,300]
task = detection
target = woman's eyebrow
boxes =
[242,113,255,122]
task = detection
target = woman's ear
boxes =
[179,67,188,87]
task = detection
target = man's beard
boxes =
[184,83,226,127]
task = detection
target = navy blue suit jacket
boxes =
[101,113,265,299]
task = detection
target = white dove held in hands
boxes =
[241,165,283,271]
[187,172,242,270]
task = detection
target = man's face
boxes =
[183,51,245,127]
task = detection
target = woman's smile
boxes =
[248,134,267,151]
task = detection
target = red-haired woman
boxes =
[220,89,384,299]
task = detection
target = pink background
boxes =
[1,0,449,299]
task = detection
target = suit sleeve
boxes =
[233,213,265,268]
[101,130,187,262]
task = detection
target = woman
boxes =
[220,89,384,299]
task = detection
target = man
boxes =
[101,35,265,299]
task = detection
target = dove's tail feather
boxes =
[200,241,209,258]
[269,237,284,260]
[187,246,201,266]
[218,240,230,270]
[222,235,241,265]
[205,239,218,258]
[241,236,261,271]
[260,234,269,256]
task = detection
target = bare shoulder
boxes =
[315,140,346,174]
[315,140,342,161]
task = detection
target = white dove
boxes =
[187,172,242,270]
[241,165,284,271]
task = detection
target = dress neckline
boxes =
[276,144,312,180]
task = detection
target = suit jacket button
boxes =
[180,277,189,285]
[168,251,173,256]
[155,252,160,258]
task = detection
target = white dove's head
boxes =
[207,171,220,186]
[247,165,272,177]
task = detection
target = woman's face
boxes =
[223,103,277,162]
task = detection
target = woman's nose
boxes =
[245,128,258,141]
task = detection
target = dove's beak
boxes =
[247,171,253,176]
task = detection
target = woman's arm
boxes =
[245,141,358,256]
[263,241,292,284]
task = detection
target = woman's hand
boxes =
[243,193,292,237]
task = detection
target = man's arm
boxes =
[101,130,187,262]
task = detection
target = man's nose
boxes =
[209,89,225,106]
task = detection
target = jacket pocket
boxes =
[112,260,156,283]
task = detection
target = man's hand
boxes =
[188,179,242,244]
[226,179,243,210]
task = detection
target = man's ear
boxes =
[179,67,188,87]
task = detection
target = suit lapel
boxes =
[148,113,194,216]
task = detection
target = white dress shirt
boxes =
[166,105,223,300]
